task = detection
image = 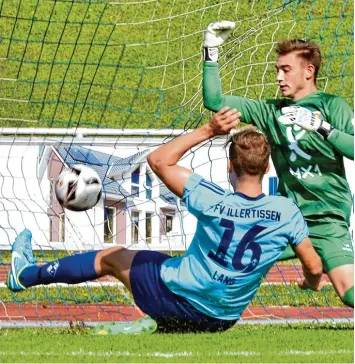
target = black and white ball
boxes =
[55,165,102,211]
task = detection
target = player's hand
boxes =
[297,277,327,291]
[278,106,321,131]
[204,21,236,48]
[278,106,333,139]
[203,21,235,62]
[208,106,241,136]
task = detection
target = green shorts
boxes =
[278,219,354,273]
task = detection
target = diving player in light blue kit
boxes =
[7,107,324,333]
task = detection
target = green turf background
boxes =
[0,0,353,130]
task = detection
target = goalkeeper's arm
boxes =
[203,62,239,112]
[202,21,237,112]
[202,21,267,131]
[327,129,354,160]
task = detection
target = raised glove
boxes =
[278,106,334,140]
[203,21,235,62]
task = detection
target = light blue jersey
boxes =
[160,173,308,320]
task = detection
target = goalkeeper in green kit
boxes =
[202,21,354,307]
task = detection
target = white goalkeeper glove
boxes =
[203,21,235,62]
[278,106,334,140]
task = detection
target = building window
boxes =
[49,179,54,206]
[38,145,45,163]
[59,213,65,242]
[166,215,173,234]
[49,217,53,242]
[131,211,139,244]
[146,212,153,244]
[104,207,116,243]
[145,173,152,199]
[131,168,140,197]
[269,176,278,196]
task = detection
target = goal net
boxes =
[0,0,353,326]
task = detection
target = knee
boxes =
[341,286,354,308]
[97,246,128,275]
[95,249,114,275]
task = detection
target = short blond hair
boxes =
[276,39,321,80]
[227,127,270,179]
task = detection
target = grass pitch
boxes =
[0,323,353,363]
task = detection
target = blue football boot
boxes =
[7,229,36,292]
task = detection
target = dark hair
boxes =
[276,39,321,80]
[227,127,270,179]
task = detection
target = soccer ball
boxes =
[55,165,102,211]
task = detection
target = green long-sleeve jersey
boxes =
[203,62,354,225]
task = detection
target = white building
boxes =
[36,143,189,251]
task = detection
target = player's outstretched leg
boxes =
[7,240,100,292]
[7,229,37,291]
[6,230,157,334]
[6,230,139,292]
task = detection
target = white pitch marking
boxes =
[0,349,352,358]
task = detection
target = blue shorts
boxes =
[130,250,237,333]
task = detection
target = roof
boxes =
[55,145,132,197]
[108,150,150,178]
[158,179,185,207]
[53,145,182,205]
[159,183,179,205]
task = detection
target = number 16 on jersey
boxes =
[208,218,266,273]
